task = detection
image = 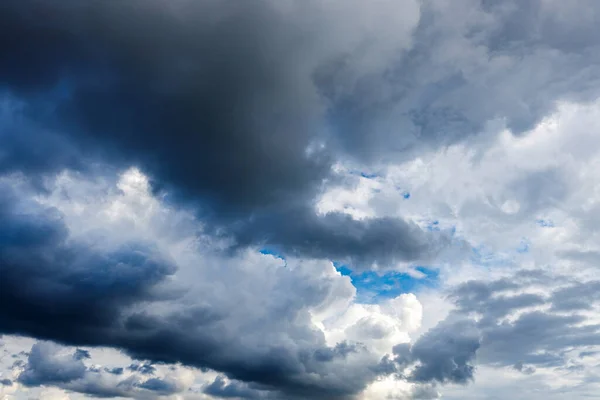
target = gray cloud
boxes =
[0,180,393,399]
[550,281,600,311]
[0,183,177,345]
[136,377,179,395]
[411,384,441,400]
[74,349,91,361]
[0,0,443,271]
[18,342,87,387]
[480,310,600,368]
[392,318,481,384]
[230,207,449,270]
[513,361,536,375]
[393,267,600,390]
[2,1,600,398]
[451,280,547,325]
[333,0,600,161]
[5,0,598,269]
[204,375,266,399]
[441,273,600,371]
[105,367,124,376]
[127,363,156,376]
[14,341,191,398]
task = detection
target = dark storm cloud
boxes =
[0,0,328,207]
[2,0,597,266]
[230,206,448,269]
[0,184,177,344]
[0,182,388,398]
[2,0,600,398]
[0,0,449,270]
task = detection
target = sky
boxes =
[1,0,600,399]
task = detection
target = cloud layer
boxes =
[2,0,600,399]
[0,170,426,399]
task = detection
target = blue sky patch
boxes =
[517,238,530,253]
[536,219,554,228]
[470,245,513,267]
[334,263,439,303]
[347,169,379,179]
[259,248,286,262]
[359,172,379,179]
[426,220,440,231]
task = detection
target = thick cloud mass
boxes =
[3,0,600,269]
[2,1,600,399]
[392,318,480,384]
[6,0,598,181]
[0,185,176,343]
[0,0,330,208]
[448,274,600,369]
[5,0,600,267]
[18,343,87,387]
[231,207,445,268]
[0,0,447,269]
[6,340,195,398]
[333,0,600,158]
[0,173,425,399]
[317,97,600,398]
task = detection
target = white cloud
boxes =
[2,1,600,398]
[4,99,600,399]
[317,99,600,398]
[2,167,429,399]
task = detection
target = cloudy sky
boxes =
[1,0,600,399]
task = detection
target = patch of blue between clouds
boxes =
[470,238,530,270]
[359,172,379,179]
[470,245,513,267]
[351,169,411,198]
[259,248,286,261]
[423,220,457,237]
[334,262,439,304]
[536,219,554,228]
[517,238,530,254]
[347,169,380,179]
[426,220,440,231]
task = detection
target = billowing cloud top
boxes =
[1,0,600,399]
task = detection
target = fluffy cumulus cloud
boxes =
[0,169,426,399]
[1,0,600,399]
[317,100,600,398]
